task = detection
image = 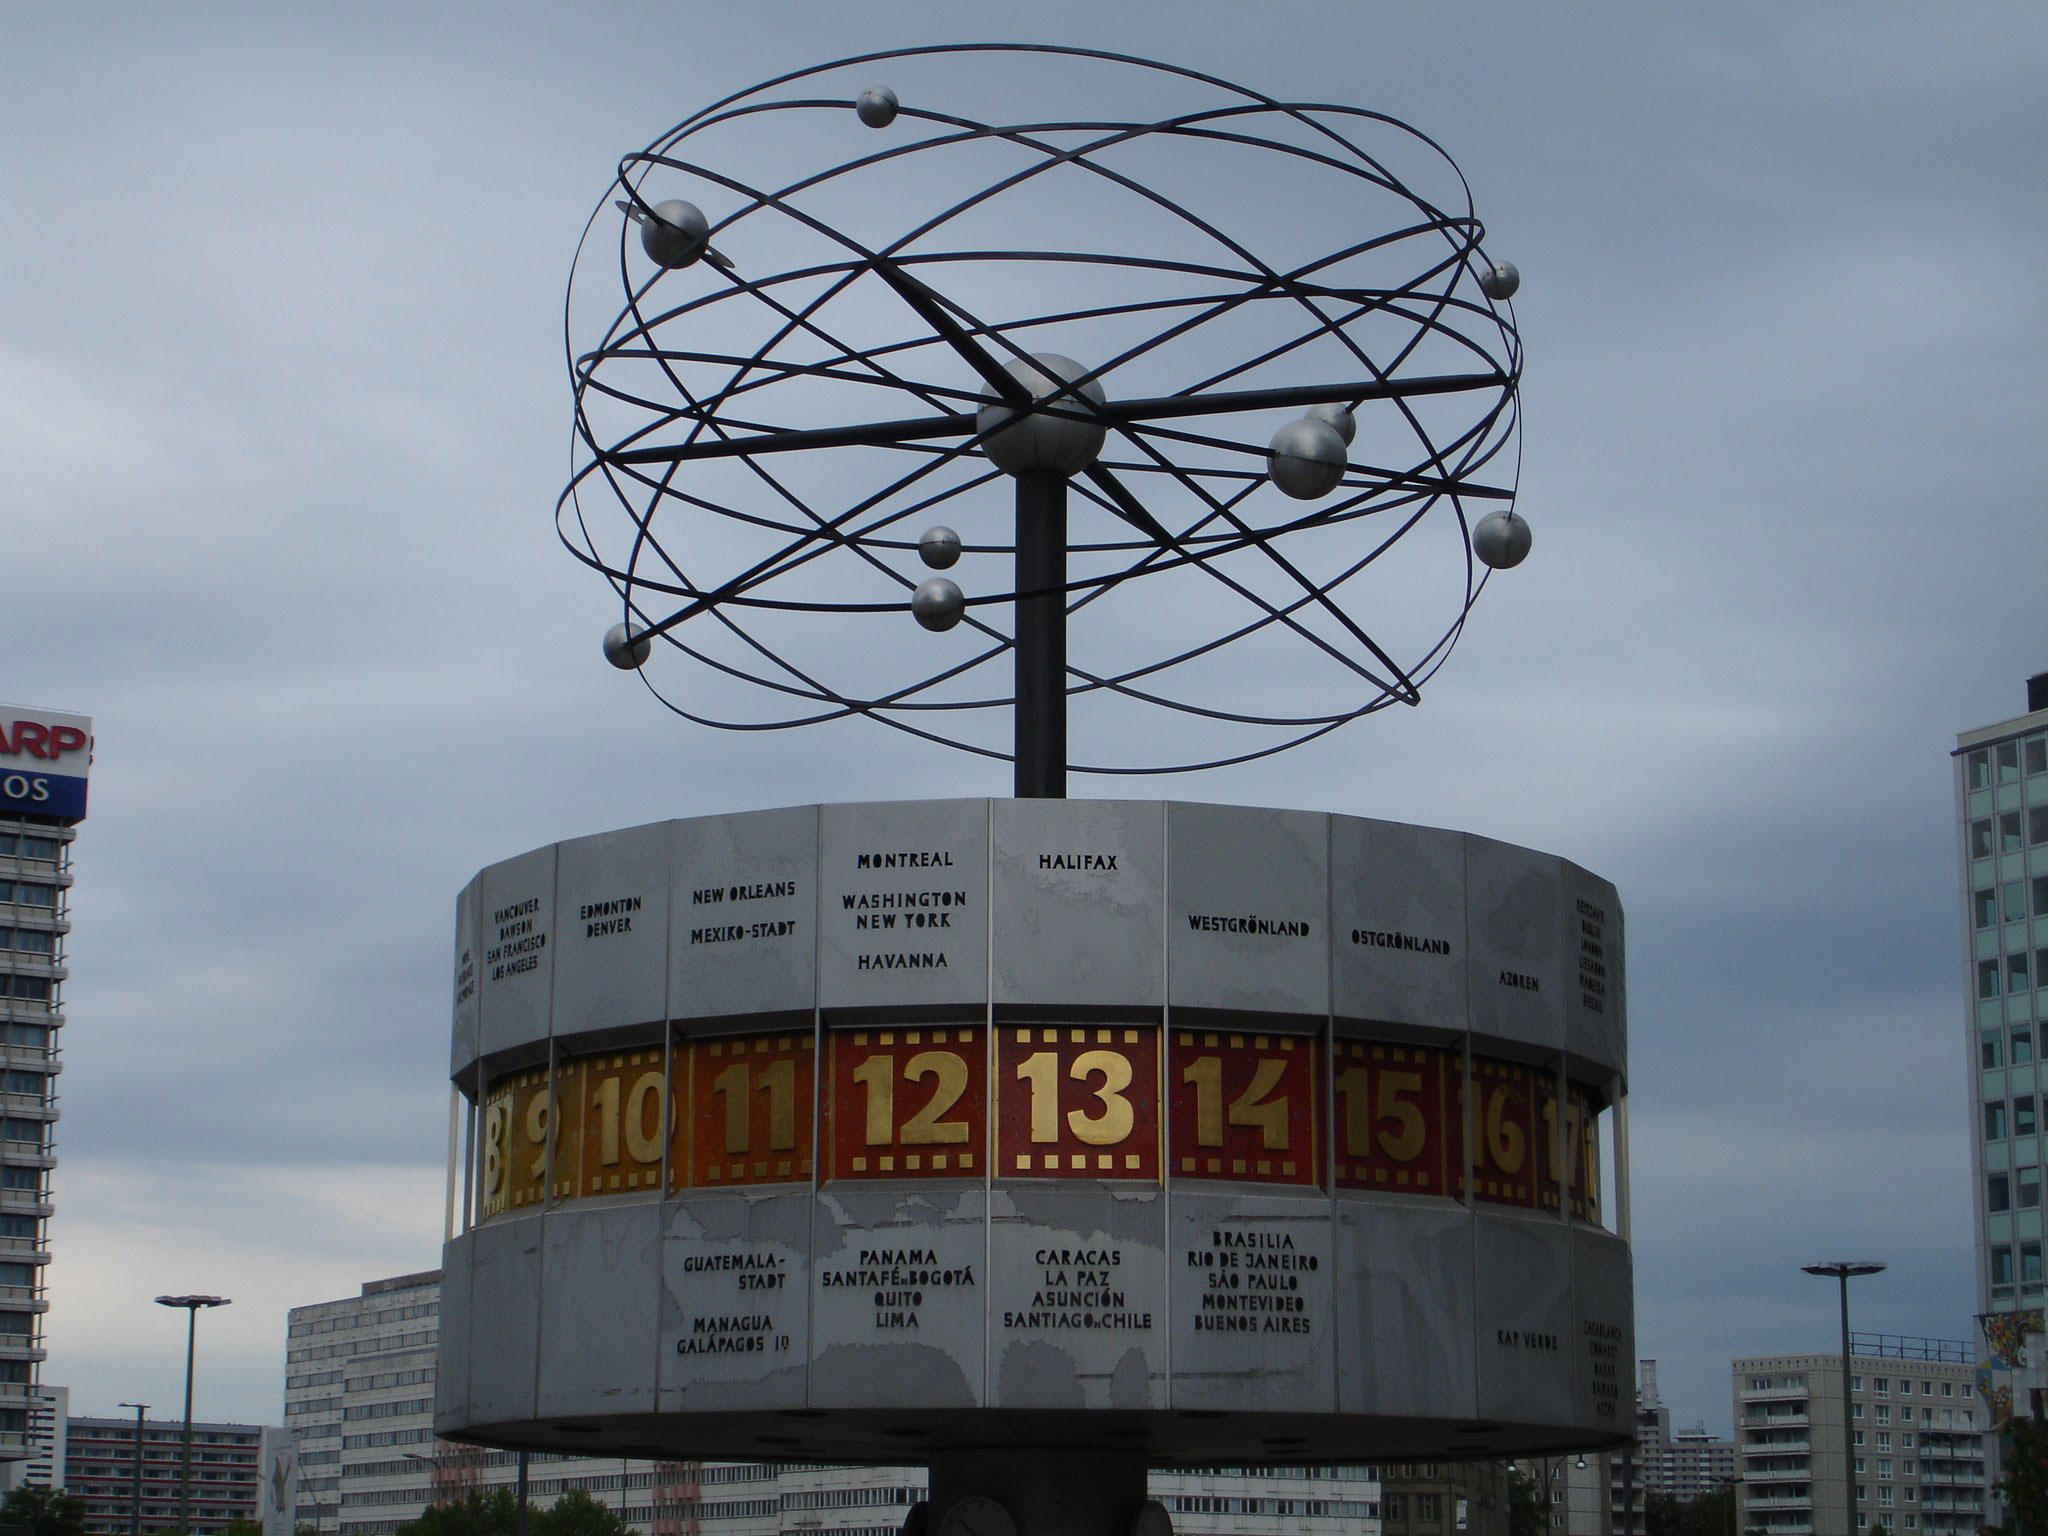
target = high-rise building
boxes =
[65,1412,264,1536]
[0,705,91,1467]
[284,1270,1379,1536]
[1731,1338,1987,1535]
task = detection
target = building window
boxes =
[1992,1174,2012,1211]
[1854,1403,1866,1419]
[2031,738,2048,776]
[1994,1246,2016,1285]
[2012,952,2033,993]
[1975,819,1996,857]
[2020,1098,2040,1136]
[2006,812,2027,853]
[1987,1036,2006,1069]
[1979,890,2002,927]
[1970,750,1992,788]
[1943,1382,1953,1397]
[2012,882,2032,921]
[1876,1432,1891,1449]
[1876,1378,1890,1396]
[2025,1241,2044,1284]
[1983,960,2003,999]
[2017,1029,2037,1065]
[2003,742,2023,781]
[1987,1102,2009,1140]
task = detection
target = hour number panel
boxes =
[1458,1056,1538,1208]
[995,1025,1160,1179]
[575,1049,669,1198]
[679,1032,815,1190]
[827,1026,986,1180]
[479,1065,558,1217]
[1167,1030,1318,1186]
[1332,1040,1457,1196]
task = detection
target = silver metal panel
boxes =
[669,806,818,1023]
[477,846,558,1063]
[987,1185,1166,1410]
[1570,1227,1635,1435]
[552,822,671,1045]
[659,1190,811,1412]
[465,1213,543,1425]
[434,1229,474,1430]
[1331,1197,1476,1422]
[1464,837,1565,1053]
[1561,863,1626,1078]
[810,1186,988,1410]
[1330,816,1466,1031]
[451,880,482,1080]
[1168,1190,1334,1413]
[537,1202,662,1419]
[818,800,990,1012]
[1473,1211,1575,1427]
[1166,803,1329,1017]
[991,799,1165,1009]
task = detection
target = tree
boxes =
[1994,1413,2048,1536]
[1505,1467,1545,1536]
[0,1487,85,1536]
[531,1491,627,1536]
[218,1519,266,1536]
[394,1489,517,1536]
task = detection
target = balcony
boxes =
[1743,1464,1811,1484]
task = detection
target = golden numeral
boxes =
[1016,1049,1136,1147]
[523,1090,553,1180]
[1182,1055,1290,1150]
[851,1055,894,1146]
[900,1051,969,1145]
[480,1099,510,1203]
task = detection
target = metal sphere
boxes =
[1472,510,1532,569]
[855,85,900,128]
[918,526,962,570]
[602,621,653,669]
[975,354,1108,477]
[1266,417,1349,500]
[1305,402,1356,445]
[640,199,711,268]
[1480,261,1520,301]
[910,576,966,631]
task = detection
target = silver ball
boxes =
[1480,261,1521,301]
[1305,403,1357,445]
[1472,510,1532,569]
[975,354,1107,477]
[910,577,965,632]
[917,526,962,570]
[855,85,899,129]
[1266,417,1349,500]
[602,622,652,670]
[640,199,710,268]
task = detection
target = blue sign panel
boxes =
[0,771,87,823]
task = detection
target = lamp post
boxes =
[155,1294,229,1536]
[116,1402,148,1536]
[1802,1261,1884,1536]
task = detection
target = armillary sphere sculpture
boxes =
[559,45,1530,795]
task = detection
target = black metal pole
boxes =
[178,1308,197,1536]
[1837,1272,1857,1536]
[1014,469,1067,799]
[515,1449,530,1536]
[123,1403,147,1536]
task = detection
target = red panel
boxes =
[675,1031,815,1190]
[1166,1028,1319,1186]
[1464,1055,1540,1209]
[1331,1039,1454,1196]
[573,1048,670,1199]
[994,1024,1161,1180]
[826,1025,987,1180]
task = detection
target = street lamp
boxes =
[155,1294,230,1536]
[1802,1261,1885,1536]
[116,1402,148,1536]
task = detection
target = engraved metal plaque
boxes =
[670,807,818,1024]
[991,798,1165,1009]
[476,845,557,1065]
[553,821,670,1047]
[1167,803,1329,1018]
[818,800,989,1012]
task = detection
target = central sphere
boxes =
[975,354,1107,477]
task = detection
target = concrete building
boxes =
[1732,1339,1987,1536]
[287,1270,1380,1536]
[63,1410,264,1536]
[0,706,90,1468]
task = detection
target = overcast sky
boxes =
[4,2,2044,1446]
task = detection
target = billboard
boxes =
[0,706,91,823]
